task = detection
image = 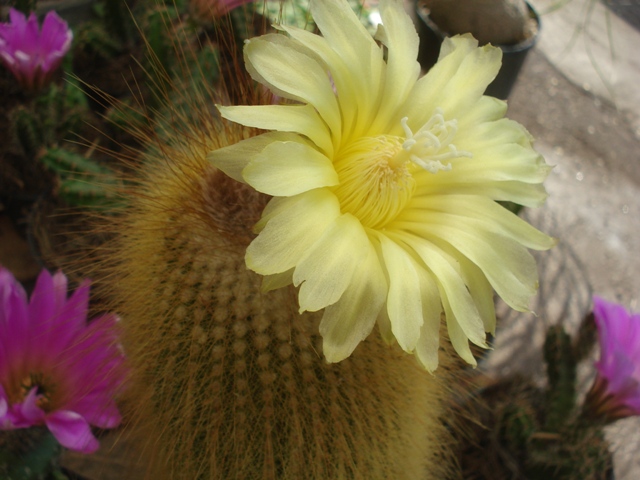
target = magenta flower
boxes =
[0,8,73,91]
[583,296,640,422]
[0,266,125,454]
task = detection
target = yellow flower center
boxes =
[6,372,57,412]
[333,135,413,229]
[332,109,470,229]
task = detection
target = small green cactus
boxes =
[73,20,123,61]
[39,148,122,209]
[543,325,577,432]
[10,105,41,160]
[144,6,180,79]
[9,80,91,158]
[572,311,598,363]
[0,428,63,480]
[526,425,612,480]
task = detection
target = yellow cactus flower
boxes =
[208,0,555,370]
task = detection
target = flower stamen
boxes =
[393,109,472,173]
[333,136,414,228]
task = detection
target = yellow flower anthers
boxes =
[208,0,555,370]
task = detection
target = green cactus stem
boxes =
[543,325,578,432]
[9,81,91,159]
[39,148,121,209]
[10,105,42,160]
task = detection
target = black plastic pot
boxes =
[415,1,540,100]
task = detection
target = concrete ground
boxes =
[485,0,640,478]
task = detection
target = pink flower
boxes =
[584,296,640,422]
[0,266,125,453]
[0,9,73,91]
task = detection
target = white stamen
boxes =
[398,109,472,173]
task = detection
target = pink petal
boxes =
[51,270,70,314]
[40,11,70,48]
[62,313,124,376]
[39,11,72,71]
[20,387,45,420]
[0,269,30,376]
[8,9,27,30]
[46,410,99,453]
[8,9,39,57]
[0,384,8,419]
[11,387,45,428]
[46,277,91,352]
[28,268,58,354]
[71,394,122,429]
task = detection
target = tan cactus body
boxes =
[102,118,461,479]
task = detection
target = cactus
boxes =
[73,20,123,61]
[92,108,464,479]
[457,372,613,480]
[0,428,63,480]
[70,4,469,477]
[543,325,577,432]
[572,311,598,363]
[9,81,91,158]
[10,105,42,160]
[39,148,122,209]
[143,5,180,85]
[6,80,120,209]
[526,424,613,480]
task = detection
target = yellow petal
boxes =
[207,131,298,183]
[398,214,538,312]
[409,195,556,250]
[310,0,384,139]
[418,180,549,208]
[376,307,395,345]
[442,244,496,335]
[457,94,507,130]
[246,189,340,274]
[442,293,477,366]
[394,36,501,136]
[294,214,370,312]
[277,24,346,145]
[379,233,423,352]
[243,141,338,196]
[414,267,443,372]
[319,239,387,363]
[456,117,532,149]
[398,232,488,349]
[433,144,551,184]
[436,39,502,118]
[244,35,341,134]
[372,0,421,133]
[219,104,334,156]
[261,269,294,292]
